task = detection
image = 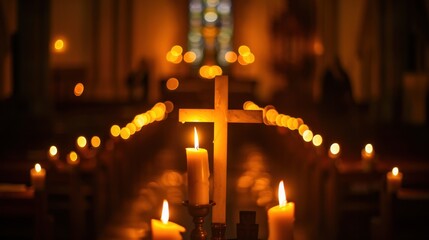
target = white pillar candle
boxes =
[186,127,210,205]
[151,200,186,240]
[30,163,46,190]
[387,167,403,193]
[268,181,295,240]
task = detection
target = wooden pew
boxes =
[374,165,429,240]
[0,184,52,240]
[324,160,383,240]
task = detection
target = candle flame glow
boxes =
[35,163,41,172]
[161,199,169,224]
[392,167,399,176]
[194,127,199,150]
[330,143,340,155]
[365,144,373,154]
[69,151,78,162]
[278,181,287,207]
[77,136,87,148]
[49,145,58,156]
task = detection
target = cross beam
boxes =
[179,75,263,224]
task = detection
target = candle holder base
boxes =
[183,201,215,240]
[211,222,227,240]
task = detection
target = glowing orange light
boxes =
[364,144,373,154]
[172,54,183,64]
[303,130,313,142]
[243,101,261,110]
[91,136,101,148]
[194,127,199,150]
[171,45,183,57]
[166,78,179,90]
[312,134,323,147]
[77,136,87,148]
[184,51,197,63]
[74,83,84,96]
[225,51,237,63]
[35,163,42,173]
[298,124,309,136]
[238,45,251,56]
[126,123,136,135]
[330,143,340,155]
[49,145,58,157]
[166,51,175,62]
[161,199,169,224]
[237,55,247,65]
[278,181,287,207]
[392,167,399,176]
[243,52,255,64]
[266,109,279,124]
[54,38,66,52]
[120,127,131,140]
[68,151,79,164]
[110,125,121,137]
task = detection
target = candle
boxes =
[30,163,46,190]
[76,136,90,156]
[387,167,403,193]
[48,145,59,161]
[67,151,80,166]
[361,143,374,161]
[151,200,186,240]
[328,143,340,159]
[186,127,210,205]
[268,181,295,240]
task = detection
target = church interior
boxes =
[0,0,428,239]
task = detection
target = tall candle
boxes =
[268,181,294,240]
[30,163,46,190]
[186,127,210,205]
[151,200,186,240]
[387,167,403,193]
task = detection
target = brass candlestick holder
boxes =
[183,200,215,240]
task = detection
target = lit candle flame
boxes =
[365,143,373,154]
[77,136,87,148]
[35,163,41,173]
[194,127,199,150]
[69,151,78,162]
[49,145,58,156]
[278,181,287,207]
[330,143,340,155]
[392,167,399,176]
[161,199,169,224]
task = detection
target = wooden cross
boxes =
[179,75,263,224]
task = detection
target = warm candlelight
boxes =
[268,181,295,240]
[151,200,186,240]
[186,127,210,205]
[387,167,403,193]
[30,163,46,190]
[328,143,340,159]
[48,145,59,161]
[361,143,374,161]
[67,151,80,165]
